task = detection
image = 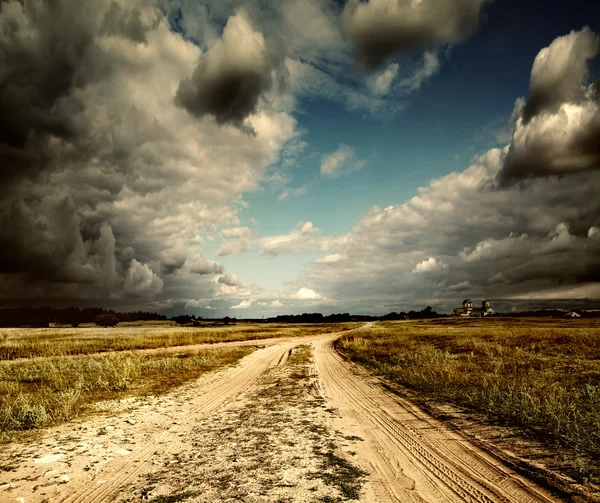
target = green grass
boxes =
[0,346,253,438]
[337,318,600,483]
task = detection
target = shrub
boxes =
[95,314,119,327]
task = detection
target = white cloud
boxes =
[300,146,600,312]
[278,183,311,201]
[270,299,284,307]
[187,254,224,275]
[398,52,440,92]
[295,287,323,300]
[316,253,346,264]
[368,63,399,96]
[231,299,254,309]
[413,257,447,273]
[216,227,253,256]
[258,221,331,257]
[320,144,366,178]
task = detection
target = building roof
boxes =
[463,299,472,304]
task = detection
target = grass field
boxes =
[0,322,355,360]
[337,318,600,482]
[0,322,353,440]
[0,346,253,439]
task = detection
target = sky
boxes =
[1,0,600,317]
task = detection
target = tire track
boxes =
[59,340,305,503]
[313,334,559,503]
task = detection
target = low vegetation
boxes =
[0,346,252,439]
[337,318,600,482]
[0,323,355,360]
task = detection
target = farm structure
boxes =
[453,299,494,317]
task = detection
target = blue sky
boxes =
[1,0,600,316]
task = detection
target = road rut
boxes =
[313,333,558,503]
[1,326,560,502]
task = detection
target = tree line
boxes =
[0,307,167,327]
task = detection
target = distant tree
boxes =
[95,314,119,327]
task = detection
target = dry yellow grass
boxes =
[0,346,253,439]
[0,323,355,440]
[0,323,355,360]
[337,318,600,483]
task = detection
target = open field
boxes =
[337,318,600,485]
[0,323,356,360]
[1,325,560,503]
[0,346,253,439]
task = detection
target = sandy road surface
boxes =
[1,326,558,503]
[313,334,558,503]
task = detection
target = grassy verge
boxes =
[0,346,252,439]
[336,319,600,483]
[0,323,355,360]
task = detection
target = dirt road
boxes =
[0,327,558,502]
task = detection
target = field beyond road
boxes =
[337,318,600,487]
[0,322,356,360]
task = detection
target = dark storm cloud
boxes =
[175,10,286,130]
[0,1,93,184]
[0,0,161,189]
[498,28,600,186]
[340,0,486,71]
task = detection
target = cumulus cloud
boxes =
[160,242,188,275]
[301,146,600,313]
[187,254,224,275]
[216,227,253,256]
[231,299,254,309]
[123,259,163,297]
[498,28,600,185]
[270,300,284,308]
[320,144,366,178]
[295,288,323,300]
[341,0,486,71]
[0,0,298,307]
[413,257,447,273]
[175,10,287,131]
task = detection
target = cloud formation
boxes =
[0,0,297,308]
[258,222,330,257]
[175,10,287,131]
[498,27,600,185]
[341,0,486,71]
[301,147,600,312]
[320,144,366,178]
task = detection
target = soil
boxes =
[0,326,576,502]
